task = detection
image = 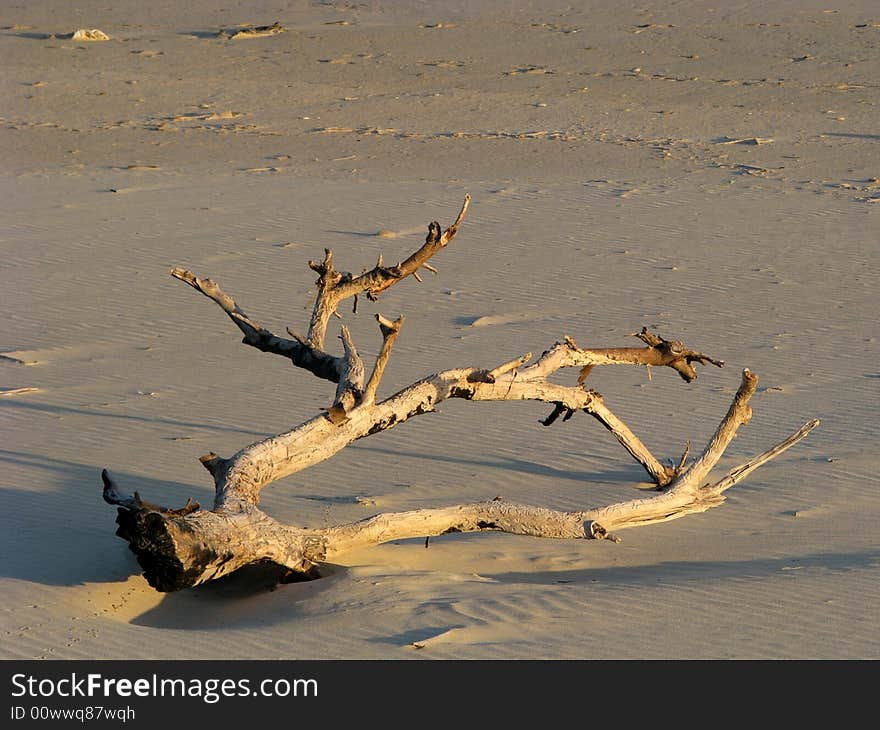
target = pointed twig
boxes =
[362,314,404,406]
[676,369,758,487]
[673,441,691,477]
[102,469,199,515]
[307,249,346,349]
[577,364,594,384]
[708,419,820,494]
[489,352,532,380]
[327,325,366,423]
[286,327,309,345]
[359,194,470,300]
[199,452,228,481]
[540,402,572,427]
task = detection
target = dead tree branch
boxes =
[102,196,817,592]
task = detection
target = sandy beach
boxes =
[2,0,878,659]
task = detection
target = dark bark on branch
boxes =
[170,267,343,383]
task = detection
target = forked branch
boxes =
[306,194,470,350]
[170,194,470,382]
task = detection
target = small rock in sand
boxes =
[71,29,110,41]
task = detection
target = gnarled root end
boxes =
[103,469,325,591]
[114,508,205,592]
[113,507,324,591]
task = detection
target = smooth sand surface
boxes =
[2,0,878,659]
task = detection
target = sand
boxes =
[1,0,878,660]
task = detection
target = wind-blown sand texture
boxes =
[2,0,878,659]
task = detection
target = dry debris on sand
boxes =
[220,22,286,39]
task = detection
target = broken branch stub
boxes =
[102,196,817,592]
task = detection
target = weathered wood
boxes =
[102,197,818,592]
[169,267,343,384]
[305,195,470,350]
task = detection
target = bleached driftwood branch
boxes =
[102,196,818,592]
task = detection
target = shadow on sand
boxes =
[5,448,876,633]
[128,563,345,630]
[0,449,211,587]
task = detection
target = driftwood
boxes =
[102,195,818,592]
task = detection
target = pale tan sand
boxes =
[1,0,878,659]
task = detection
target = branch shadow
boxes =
[0,398,268,438]
[4,31,55,40]
[326,229,386,238]
[128,563,347,630]
[483,548,880,587]
[821,132,879,140]
[177,30,226,40]
[351,444,647,484]
[0,450,211,587]
[130,547,880,633]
